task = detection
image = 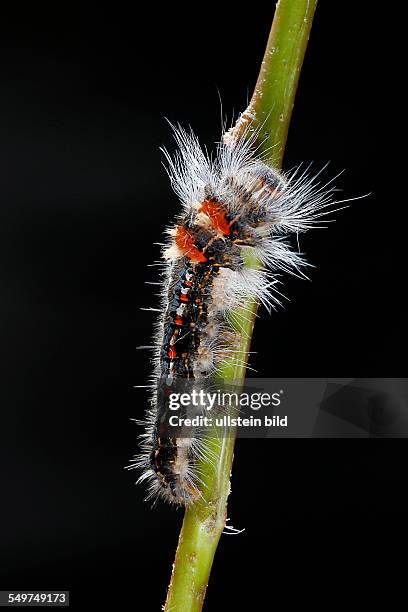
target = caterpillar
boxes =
[128,121,342,506]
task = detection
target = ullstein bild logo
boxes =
[167,413,288,428]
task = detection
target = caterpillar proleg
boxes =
[128,121,341,505]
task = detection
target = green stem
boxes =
[228,0,318,168]
[164,2,318,610]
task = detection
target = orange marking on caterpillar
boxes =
[168,346,177,359]
[200,199,231,235]
[175,226,207,263]
[180,293,189,302]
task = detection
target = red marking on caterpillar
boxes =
[200,199,231,235]
[127,119,354,506]
[167,346,177,359]
[175,225,208,263]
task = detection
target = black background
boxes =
[1,2,405,609]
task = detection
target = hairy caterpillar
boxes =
[128,121,342,505]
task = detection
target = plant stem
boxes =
[227,0,318,168]
[164,2,318,610]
